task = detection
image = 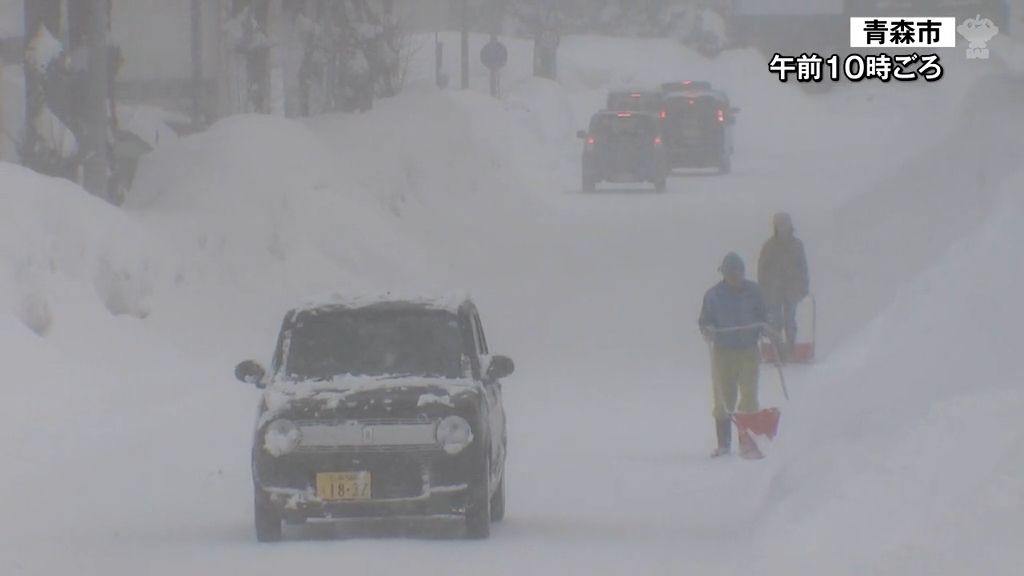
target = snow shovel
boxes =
[733,408,781,460]
[737,334,786,459]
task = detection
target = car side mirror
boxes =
[235,360,267,388]
[486,355,515,381]
[730,107,741,115]
[576,130,587,139]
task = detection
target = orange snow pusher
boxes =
[738,332,789,459]
[733,408,781,460]
[760,294,816,364]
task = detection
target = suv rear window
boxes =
[606,92,662,113]
[664,96,723,126]
[589,114,658,141]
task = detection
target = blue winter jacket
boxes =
[698,280,767,350]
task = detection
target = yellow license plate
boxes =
[315,471,372,501]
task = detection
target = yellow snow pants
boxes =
[711,346,760,420]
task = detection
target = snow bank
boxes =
[0,162,162,331]
[129,113,433,296]
[822,72,1024,346]
[754,172,1024,575]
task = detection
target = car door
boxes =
[471,312,506,480]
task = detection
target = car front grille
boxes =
[294,418,440,453]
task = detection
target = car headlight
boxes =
[264,419,301,457]
[436,415,474,455]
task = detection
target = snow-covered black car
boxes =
[234,293,513,541]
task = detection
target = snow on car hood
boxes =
[259,374,477,425]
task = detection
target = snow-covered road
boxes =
[2,36,1022,576]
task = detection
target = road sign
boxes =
[481,38,508,70]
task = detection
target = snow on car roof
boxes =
[295,290,472,314]
[663,89,729,102]
[595,109,659,117]
[609,88,659,94]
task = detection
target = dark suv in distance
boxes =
[662,88,738,174]
[235,293,513,541]
[577,110,669,192]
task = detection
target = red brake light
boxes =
[717,109,725,123]
[659,110,667,119]
[688,99,695,105]
[616,112,632,118]
[683,80,692,85]
[586,137,595,145]
[653,136,663,145]
[630,93,642,98]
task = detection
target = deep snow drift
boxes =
[2,34,1022,576]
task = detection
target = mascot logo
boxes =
[958,15,999,59]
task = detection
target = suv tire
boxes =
[582,174,597,193]
[718,153,732,175]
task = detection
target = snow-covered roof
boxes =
[295,290,472,314]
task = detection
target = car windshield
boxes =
[282,308,466,380]
[590,114,657,142]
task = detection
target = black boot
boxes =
[711,418,732,458]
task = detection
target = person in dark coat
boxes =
[699,252,768,457]
[757,213,809,361]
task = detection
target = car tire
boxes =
[489,472,506,523]
[582,175,597,193]
[254,495,283,543]
[718,154,732,175]
[464,458,492,539]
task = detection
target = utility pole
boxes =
[80,0,112,201]
[22,0,42,173]
[460,0,469,89]
[191,0,203,129]
[22,0,62,174]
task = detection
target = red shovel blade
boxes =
[734,408,781,460]
[792,342,815,363]
[761,342,815,364]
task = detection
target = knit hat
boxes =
[719,252,745,276]
[773,212,793,234]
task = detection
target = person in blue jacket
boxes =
[699,252,768,457]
